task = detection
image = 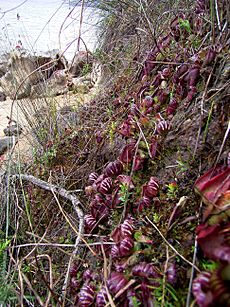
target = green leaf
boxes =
[179,18,191,33]
[0,239,11,253]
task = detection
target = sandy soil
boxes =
[0,97,33,171]
[0,86,100,172]
[0,97,12,137]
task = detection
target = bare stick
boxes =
[21,270,45,306]
[12,174,84,303]
[145,217,200,272]
[12,174,84,232]
[186,200,203,307]
[161,245,169,307]
[213,120,230,168]
[214,0,221,31]
[193,67,214,159]
[13,242,115,249]
[77,0,85,51]
[32,254,53,307]
[186,238,198,307]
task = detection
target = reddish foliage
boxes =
[104,160,123,177]
[193,266,230,307]
[149,138,158,159]
[118,116,136,137]
[142,177,159,198]
[96,286,108,306]
[107,272,129,295]
[132,262,160,279]
[133,154,145,171]
[134,196,152,213]
[192,271,212,307]
[203,47,216,66]
[119,142,136,163]
[195,165,230,206]
[84,214,97,233]
[156,119,171,134]
[78,283,95,306]
[88,172,99,185]
[166,97,178,116]
[98,177,113,195]
[196,223,230,263]
[117,175,135,190]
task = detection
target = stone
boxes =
[30,69,68,97]
[0,136,18,155]
[69,51,93,77]
[0,91,6,101]
[0,62,7,78]
[3,124,23,136]
[0,52,67,99]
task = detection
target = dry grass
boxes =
[1,0,229,305]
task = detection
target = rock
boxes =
[0,62,7,78]
[0,53,40,99]
[35,54,67,79]
[0,91,6,101]
[91,62,102,85]
[70,75,94,94]
[0,136,17,155]
[69,51,93,77]
[31,69,68,97]
[3,124,23,136]
[0,52,67,99]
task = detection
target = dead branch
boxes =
[145,216,200,272]
[12,173,84,302]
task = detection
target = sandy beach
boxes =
[0,97,13,137]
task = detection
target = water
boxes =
[0,0,99,61]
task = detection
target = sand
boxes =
[0,97,13,137]
[0,85,100,172]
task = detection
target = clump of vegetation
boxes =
[0,0,229,306]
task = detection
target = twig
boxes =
[13,242,115,248]
[186,200,203,307]
[205,81,230,102]
[44,188,82,305]
[130,132,142,178]
[214,0,221,31]
[33,254,53,307]
[101,242,116,307]
[135,120,153,158]
[213,119,230,168]
[21,270,45,306]
[58,0,81,60]
[101,243,109,281]
[145,216,200,272]
[21,227,48,262]
[0,0,28,19]
[167,196,188,232]
[12,173,85,304]
[185,238,198,307]
[114,279,136,300]
[17,263,24,307]
[105,285,116,307]
[33,1,66,50]
[193,66,215,159]
[161,245,169,307]
[77,0,85,51]
[12,174,84,235]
